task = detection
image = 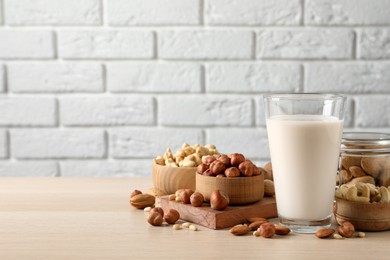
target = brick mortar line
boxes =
[4,93,390,97]
[2,25,390,29]
[4,60,390,64]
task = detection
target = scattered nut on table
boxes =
[210,190,229,211]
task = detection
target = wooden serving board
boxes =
[156,196,277,230]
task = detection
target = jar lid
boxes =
[341,132,390,154]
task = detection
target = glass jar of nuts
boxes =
[339,132,390,189]
[335,132,390,231]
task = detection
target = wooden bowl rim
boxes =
[196,172,264,181]
[152,161,197,170]
[335,197,390,208]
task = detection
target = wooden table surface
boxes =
[1,177,389,260]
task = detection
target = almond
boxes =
[275,226,291,235]
[247,217,267,223]
[249,220,268,231]
[130,194,155,209]
[315,228,335,238]
[229,225,251,236]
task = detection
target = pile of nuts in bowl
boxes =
[197,153,262,177]
[336,182,390,203]
[340,155,390,187]
[153,143,220,167]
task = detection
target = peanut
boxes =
[173,224,181,230]
[181,222,191,228]
[189,224,198,231]
[333,234,343,239]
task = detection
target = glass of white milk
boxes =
[264,94,346,233]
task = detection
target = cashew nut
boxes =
[205,144,216,150]
[181,143,190,148]
[361,157,387,178]
[345,186,370,203]
[196,146,209,157]
[379,186,390,203]
[154,156,165,165]
[182,159,196,167]
[174,149,186,159]
[340,169,352,182]
[208,148,219,155]
[349,166,366,178]
[356,182,378,197]
[347,176,375,185]
[335,189,344,199]
[163,148,174,161]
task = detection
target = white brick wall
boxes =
[205,0,301,25]
[0,31,54,59]
[5,0,101,25]
[108,0,200,25]
[306,0,390,25]
[58,30,154,59]
[159,30,253,60]
[11,129,106,159]
[0,97,56,126]
[257,29,354,59]
[8,63,103,93]
[0,0,388,177]
[107,63,202,93]
[60,96,155,126]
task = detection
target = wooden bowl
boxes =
[152,162,196,195]
[196,173,264,205]
[334,197,390,231]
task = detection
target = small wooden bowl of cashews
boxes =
[152,143,221,195]
[335,183,390,231]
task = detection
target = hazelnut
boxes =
[190,192,204,207]
[230,153,245,167]
[210,190,229,211]
[180,189,194,204]
[216,174,226,178]
[197,164,209,174]
[225,167,240,177]
[130,189,142,198]
[259,223,276,238]
[238,161,254,177]
[202,169,214,176]
[338,221,355,238]
[253,166,261,176]
[217,154,231,167]
[209,160,226,175]
[147,212,163,226]
[150,207,164,217]
[202,156,216,166]
[164,209,180,224]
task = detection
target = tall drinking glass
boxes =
[264,94,346,233]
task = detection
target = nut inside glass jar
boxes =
[339,132,390,188]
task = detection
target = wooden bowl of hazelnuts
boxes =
[196,153,265,205]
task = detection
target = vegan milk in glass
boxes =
[264,94,345,233]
